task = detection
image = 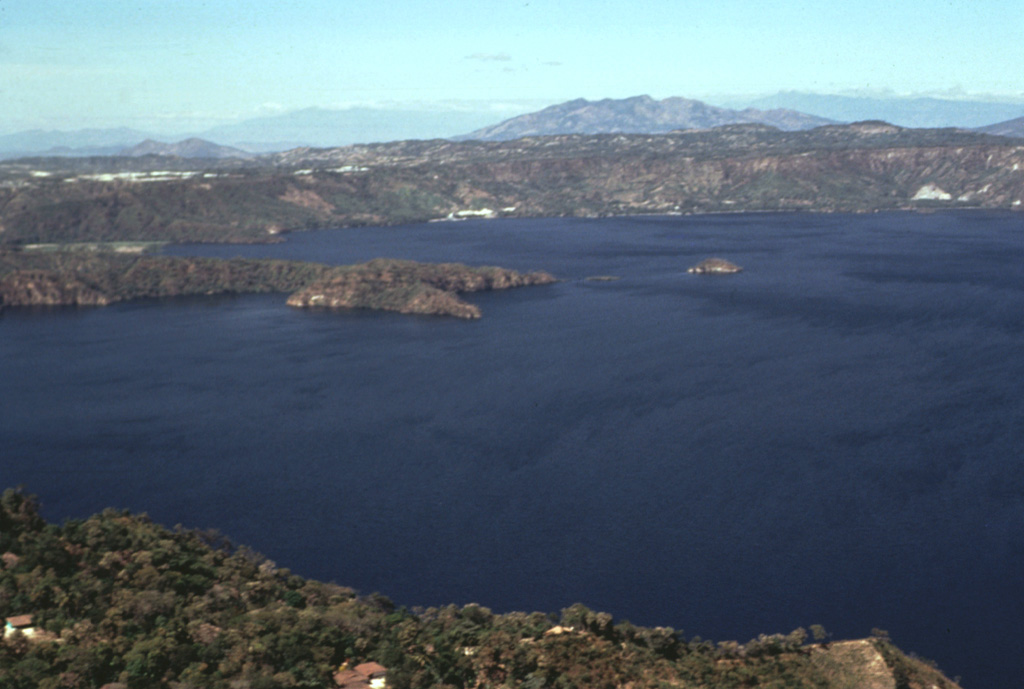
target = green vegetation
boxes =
[0,489,961,689]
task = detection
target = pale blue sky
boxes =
[1,0,1021,132]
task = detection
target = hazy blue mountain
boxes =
[975,116,1024,138]
[13,94,1021,160]
[743,92,1024,129]
[0,106,521,159]
[455,95,834,141]
[196,106,515,148]
[0,127,158,159]
[120,138,254,159]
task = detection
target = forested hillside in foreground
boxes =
[0,489,960,689]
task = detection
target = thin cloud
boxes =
[465,52,512,62]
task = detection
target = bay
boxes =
[3,212,1023,688]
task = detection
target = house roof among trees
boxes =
[354,662,387,678]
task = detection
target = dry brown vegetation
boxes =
[1,124,1021,246]
[0,251,555,318]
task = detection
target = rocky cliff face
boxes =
[809,638,959,689]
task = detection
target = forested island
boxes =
[0,249,555,318]
[0,489,961,689]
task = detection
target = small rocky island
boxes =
[687,257,743,274]
[0,250,556,318]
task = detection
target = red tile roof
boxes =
[354,661,387,678]
[333,669,368,688]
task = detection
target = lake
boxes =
[3,212,1023,688]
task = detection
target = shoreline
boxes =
[0,253,556,318]
[243,204,1020,247]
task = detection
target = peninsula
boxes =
[0,250,555,318]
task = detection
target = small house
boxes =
[354,662,387,688]
[334,661,388,689]
[4,615,36,639]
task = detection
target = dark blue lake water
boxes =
[3,212,1023,688]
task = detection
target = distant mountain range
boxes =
[740,92,1024,129]
[0,127,154,159]
[455,95,835,141]
[0,107,516,159]
[198,106,505,150]
[3,93,1024,160]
